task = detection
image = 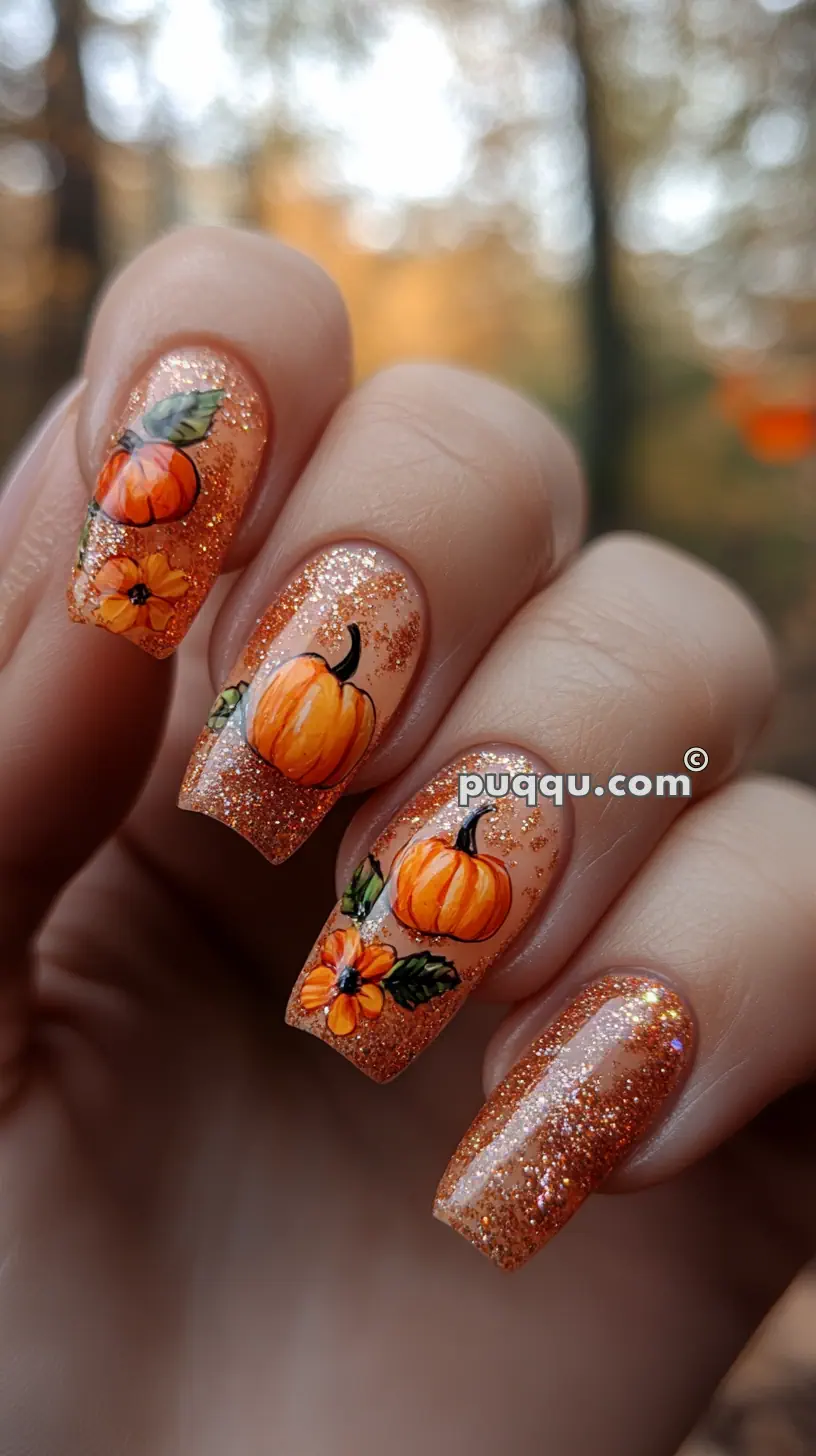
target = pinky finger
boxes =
[434,774,816,1269]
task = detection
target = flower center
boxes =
[336,967,361,996]
[128,582,152,606]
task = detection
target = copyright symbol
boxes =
[684,747,709,773]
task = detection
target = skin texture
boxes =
[0,227,815,1456]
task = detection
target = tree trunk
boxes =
[563,0,635,536]
[35,0,101,411]
[45,0,101,274]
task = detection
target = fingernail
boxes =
[434,973,694,1270]
[179,543,424,861]
[285,748,565,1081]
[68,346,267,658]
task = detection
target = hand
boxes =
[1,227,814,1456]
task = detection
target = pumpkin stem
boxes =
[455,803,495,855]
[331,623,362,682]
[118,428,143,454]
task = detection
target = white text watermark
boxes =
[458,749,709,809]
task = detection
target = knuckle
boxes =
[553,532,777,692]
[98,226,350,347]
[677,775,816,938]
[583,533,775,659]
[507,583,662,714]
[492,533,777,773]
[350,362,577,551]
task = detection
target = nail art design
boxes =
[68,347,267,657]
[92,552,190,635]
[286,749,564,1081]
[247,622,376,786]
[179,544,424,862]
[434,973,694,1271]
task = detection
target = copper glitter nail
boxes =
[68,345,268,658]
[434,973,694,1270]
[285,748,565,1081]
[179,543,424,863]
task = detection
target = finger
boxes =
[0,227,350,905]
[0,387,165,901]
[341,535,775,1004]
[0,392,169,1077]
[0,381,84,581]
[179,363,585,863]
[68,226,351,657]
[284,533,774,1082]
[487,772,816,1180]
[434,774,816,1270]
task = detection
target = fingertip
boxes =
[78,225,352,496]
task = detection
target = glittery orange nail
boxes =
[434,973,694,1270]
[179,543,424,862]
[68,346,267,658]
[285,748,565,1081]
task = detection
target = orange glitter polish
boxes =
[68,346,267,658]
[285,748,565,1081]
[434,973,694,1270]
[179,544,424,862]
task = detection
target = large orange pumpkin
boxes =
[95,435,200,526]
[391,804,512,942]
[247,624,375,788]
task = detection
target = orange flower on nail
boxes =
[93,552,189,635]
[300,927,395,1036]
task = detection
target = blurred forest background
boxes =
[0,0,814,1450]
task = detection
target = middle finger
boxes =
[179,362,585,861]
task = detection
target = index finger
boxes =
[0,225,352,962]
[69,226,351,656]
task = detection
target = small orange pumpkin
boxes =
[95,435,200,526]
[391,803,512,942]
[247,624,375,788]
[94,388,224,527]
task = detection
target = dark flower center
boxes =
[128,583,152,606]
[336,967,361,996]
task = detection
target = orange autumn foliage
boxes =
[714,376,815,464]
[742,406,815,464]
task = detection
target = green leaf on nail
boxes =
[75,499,100,569]
[207,680,249,733]
[340,855,385,923]
[142,389,225,446]
[383,952,461,1012]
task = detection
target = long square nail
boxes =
[433,973,694,1270]
[285,749,565,1081]
[179,543,424,861]
[68,346,267,658]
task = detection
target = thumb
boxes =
[0,390,171,1084]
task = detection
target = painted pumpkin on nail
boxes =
[391,804,512,942]
[94,389,224,527]
[247,624,376,788]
